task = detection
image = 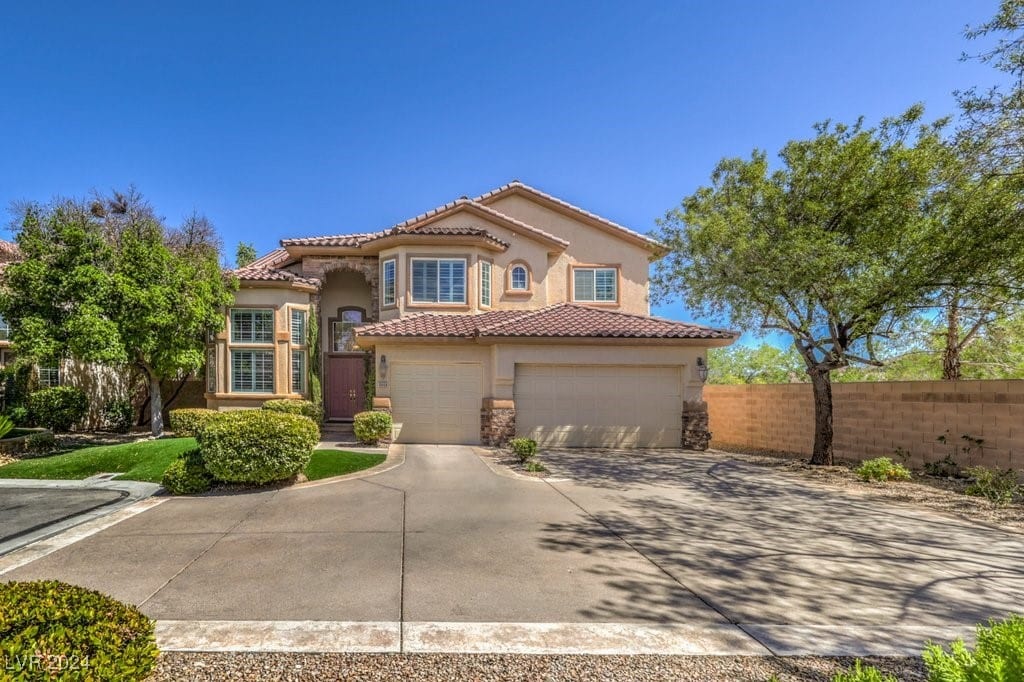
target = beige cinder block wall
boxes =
[705,380,1024,471]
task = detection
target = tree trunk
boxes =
[808,369,834,465]
[149,374,163,437]
[943,295,962,381]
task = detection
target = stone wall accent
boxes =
[300,256,380,321]
[481,398,516,446]
[705,381,1024,471]
[681,399,710,451]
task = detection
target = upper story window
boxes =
[290,308,306,346]
[480,261,492,307]
[381,258,396,306]
[411,258,466,304]
[231,309,274,344]
[331,309,364,352]
[573,267,618,303]
[509,265,529,291]
[0,315,9,341]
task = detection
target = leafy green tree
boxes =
[653,107,1017,464]
[1,192,235,436]
[708,344,805,384]
[235,241,257,268]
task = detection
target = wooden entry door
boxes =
[326,355,366,420]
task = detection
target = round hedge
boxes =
[197,409,319,484]
[353,410,392,445]
[261,398,323,423]
[0,580,158,681]
[28,385,89,432]
[168,408,217,437]
[161,448,214,495]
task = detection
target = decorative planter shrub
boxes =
[262,398,323,424]
[509,437,538,463]
[28,386,88,433]
[353,411,392,445]
[0,428,55,457]
[0,580,158,680]
[168,408,218,437]
[197,410,319,484]
[161,448,214,495]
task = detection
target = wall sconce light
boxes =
[379,354,388,379]
[696,356,709,383]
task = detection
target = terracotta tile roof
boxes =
[280,231,387,248]
[364,225,510,249]
[233,266,321,288]
[357,304,734,340]
[474,180,665,249]
[246,248,292,268]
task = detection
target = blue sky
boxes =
[0,1,1005,336]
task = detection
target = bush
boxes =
[0,580,158,680]
[28,385,88,432]
[161,448,214,495]
[5,405,30,427]
[964,466,1022,506]
[101,398,134,433]
[198,409,319,484]
[25,430,56,454]
[509,437,537,463]
[924,614,1024,681]
[855,457,911,482]
[524,460,547,473]
[831,660,898,682]
[262,398,323,423]
[353,410,392,445]
[168,408,217,437]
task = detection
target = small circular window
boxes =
[510,265,528,291]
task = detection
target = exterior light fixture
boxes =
[696,356,709,383]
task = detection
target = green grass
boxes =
[0,438,197,483]
[305,450,386,481]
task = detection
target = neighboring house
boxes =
[210,181,736,448]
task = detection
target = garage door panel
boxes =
[515,364,682,448]
[391,362,482,444]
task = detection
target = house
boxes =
[208,181,736,448]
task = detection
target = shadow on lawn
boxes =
[538,449,1024,627]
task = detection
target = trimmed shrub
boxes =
[353,410,392,445]
[161,448,214,495]
[924,613,1024,681]
[168,408,217,437]
[830,660,897,682]
[964,466,1022,506]
[262,398,323,423]
[5,405,30,427]
[28,385,88,432]
[25,430,56,454]
[198,410,319,484]
[524,459,547,473]
[0,580,158,680]
[509,437,538,463]
[855,457,911,482]
[101,398,134,433]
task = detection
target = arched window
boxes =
[508,263,530,292]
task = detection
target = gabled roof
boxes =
[246,247,292,269]
[281,231,387,248]
[232,266,321,290]
[474,180,666,254]
[356,304,735,341]
[395,198,569,251]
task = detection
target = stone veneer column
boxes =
[300,256,380,321]
[481,398,516,446]
[681,399,710,450]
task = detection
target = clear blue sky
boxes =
[0,1,1005,334]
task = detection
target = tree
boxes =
[235,242,257,268]
[707,344,805,384]
[1,192,235,436]
[653,107,1016,464]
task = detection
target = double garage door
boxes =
[390,361,683,448]
[515,364,683,448]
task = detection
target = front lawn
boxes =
[0,438,197,483]
[305,450,386,481]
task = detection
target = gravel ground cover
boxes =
[713,446,1024,531]
[152,653,925,681]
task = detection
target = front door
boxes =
[326,355,366,420]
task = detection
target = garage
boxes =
[514,364,683,448]
[390,362,484,444]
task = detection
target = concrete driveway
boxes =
[2,445,1022,655]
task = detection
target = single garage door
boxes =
[515,364,683,448]
[390,362,483,444]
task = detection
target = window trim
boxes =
[407,256,469,306]
[479,259,492,308]
[381,258,397,308]
[230,307,276,345]
[291,349,307,394]
[230,348,275,394]
[290,308,307,347]
[504,259,532,296]
[570,264,621,305]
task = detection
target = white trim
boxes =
[381,258,397,307]
[572,267,617,303]
[230,348,275,394]
[409,257,468,304]
[230,307,275,344]
[479,260,492,307]
[509,264,528,291]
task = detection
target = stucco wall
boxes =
[705,381,1024,471]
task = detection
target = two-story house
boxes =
[207,181,735,448]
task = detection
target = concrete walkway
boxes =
[2,445,1021,655]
